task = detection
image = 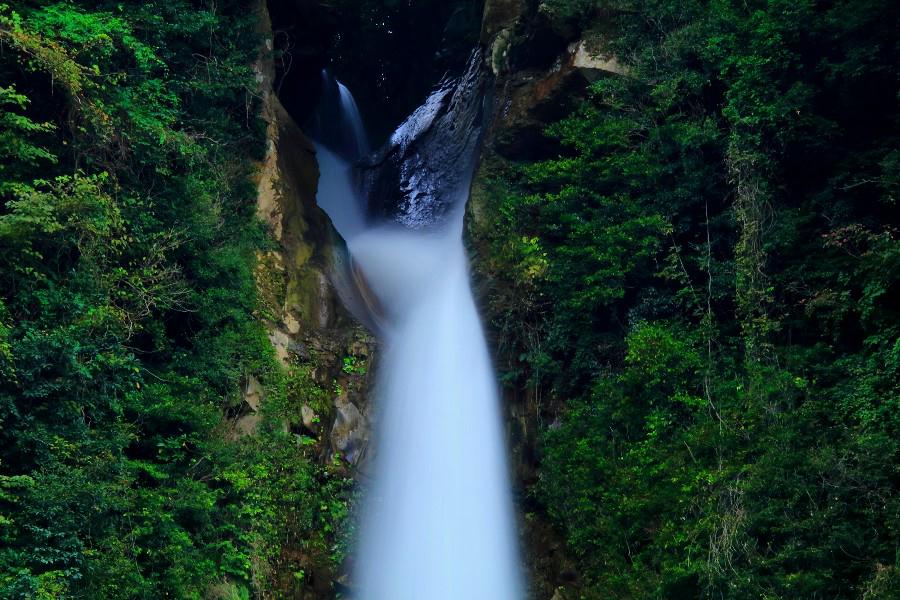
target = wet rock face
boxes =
[257,95,376,466]
[356,49,488,229]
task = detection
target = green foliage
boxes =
[342,356,368,376]
[0,1,346,598]
[0,86,56,188]
[476,0,900,597]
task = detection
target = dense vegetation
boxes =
[2,0,898,598]
[0,1,350,598]
[475,0,899,597]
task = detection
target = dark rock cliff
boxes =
[357,49,489,229]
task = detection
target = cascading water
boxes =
[311,71,370,241]
[314,55,521,600]
[336,80,369,158]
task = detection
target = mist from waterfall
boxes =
[314,72,522,600]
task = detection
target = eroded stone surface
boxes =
[481,0,524,44]
[301,404,318,432]
[330,394,368,466]
[234,375,264,436]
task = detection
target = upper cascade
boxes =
[337,80,370,159]
[308,69,371,162]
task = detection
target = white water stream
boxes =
[314,75,521,600]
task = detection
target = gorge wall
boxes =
[248,4,374,470]
[226,5,376,597]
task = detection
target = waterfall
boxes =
[311,71,370,241]
[313,70,369,161]
[337,80,369,158]
[314,59,522,600]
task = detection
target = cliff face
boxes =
[476,0,625,164]
[234,9,376,595]
[251,80,375,471]
[246,2,900,598]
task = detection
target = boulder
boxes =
[301,404,318,433]
[330,394,368,466]
[234,375,264,436]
